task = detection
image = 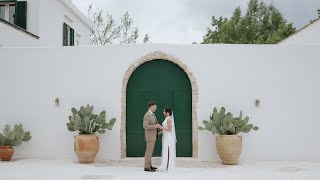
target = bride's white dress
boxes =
[158,116,176,172]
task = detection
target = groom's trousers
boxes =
[144,141,156,168]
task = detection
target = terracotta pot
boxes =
[74,134,99,164]
[0,146,15,161]
[216,135,242,165]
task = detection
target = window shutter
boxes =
[63,23,68,46]
[15,1,27,29]
[70,28,74,46]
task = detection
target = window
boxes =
[9,4,15,23]
[0,5,5,20]
[63,23,74,46]
[0,2,15,22]
[0,1,27,29]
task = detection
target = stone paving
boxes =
[1,159,320,180]
[95,157,225,168]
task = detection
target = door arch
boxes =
[120,51,198,158]
[126,60,192,157]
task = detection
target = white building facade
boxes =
[0,44,320,162]
[280,18,320,45]
[0,0,92,47]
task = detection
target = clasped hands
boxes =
[155,124,163,129]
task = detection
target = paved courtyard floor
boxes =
[0,158,320,180]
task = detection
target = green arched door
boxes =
[126,60,192,157]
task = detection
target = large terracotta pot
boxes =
[216,135,242,165]
[0,146,15,161]
[74,134,99,164]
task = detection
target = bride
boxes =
[158,108,176,172]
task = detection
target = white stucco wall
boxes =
[0,0,92,47]
[0,44,319,162]
[38,0,92,46]
[0,22,39,47]
[280,19,320,45]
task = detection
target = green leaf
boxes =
[243,124,253,133]
[75,116,81,124]
[80,106,86,116]
[98,129,106,134]
[203,120,210,125]
[71,108,78,114]
[243,116,249,126]
[106,125,114,130]
[3,124,10,136]
[229,127,236,134]
[100,123,107,129]
[85,104,93,115]
[79,123,86,131]
[252,126,259,131]
[95,116,101,124]
[109,118,116,125]
[71,116,76,123]
[0,133,5,141]
[239,110,243,119]
[20,129,25,139]
[23,132,31,141]
[23,135,31,141]
[8,132,16,140]
[84,116,90,125]
[88,105,94,115]
[211,127,217,134]
[228,122,234,129]
[100,110,106,116]
[213,107,218,114]
[73,125,80,131]
[11,139,23,147]
[66,123,73,128]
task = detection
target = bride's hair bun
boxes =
[164,107,172,115]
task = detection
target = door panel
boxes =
[126,60,192,157]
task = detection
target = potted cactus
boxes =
[66,104,116,164]
[0,124,32,161]
[198,107,259,165]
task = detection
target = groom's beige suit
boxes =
[143,110,158,169]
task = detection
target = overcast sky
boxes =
[72,0,320,44]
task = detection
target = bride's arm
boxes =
[160,118,172,132]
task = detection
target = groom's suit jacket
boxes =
[143,111,157,142]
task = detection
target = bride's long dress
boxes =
[158,116,176,172]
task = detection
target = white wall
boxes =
[26,0,40,35]
[280,19,320,45]
[38,0,91,47]
[0,22,39,47]
[0,44,319,162]
[0,0,91,47]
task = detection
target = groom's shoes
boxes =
[151,166,157,170]
[144,168,156,172]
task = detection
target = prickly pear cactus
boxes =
[66,104,116,134]
[198,107,259,135]
[0,124,32,147]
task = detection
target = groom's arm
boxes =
[143,114,157,130]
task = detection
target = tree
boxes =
[143,34,151,43]
[88,5,150,45]
[202,0,296,44]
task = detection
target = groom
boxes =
[143,101,162,172]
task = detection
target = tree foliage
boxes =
[202,0,296,44]
[89,5,150,45]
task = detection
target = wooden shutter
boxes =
[15,1,27,29]
[70,28,74,46]
[63,23,68,46]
